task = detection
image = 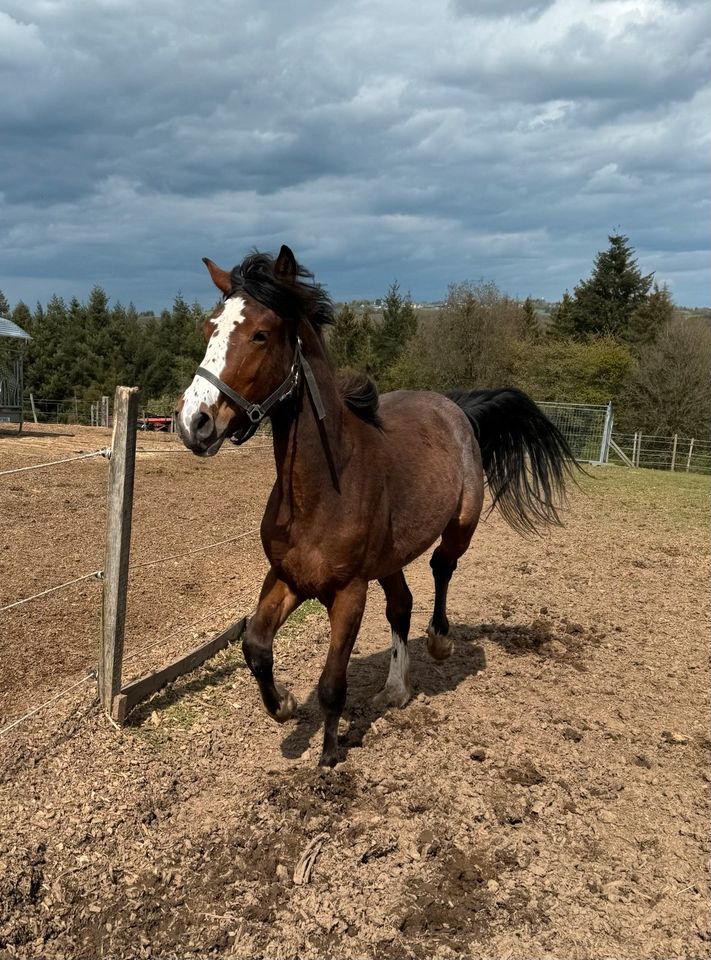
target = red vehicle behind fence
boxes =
[138,413,173,432]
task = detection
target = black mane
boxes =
[229,251,334,329]
[337,372,382,428]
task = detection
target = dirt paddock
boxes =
[0,424,709,959]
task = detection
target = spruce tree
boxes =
[81,287,113,394]
[12,302,32,327]
[0,289,10,318]
[627,283,674,349]
[374,282,417,376]
[358,305,378,375]
[571,234,653,339]
[548,291,576,339]
[521,297,541,340]
[329,303,362,369]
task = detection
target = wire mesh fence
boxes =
[21,395,111,426]
[611,434,711,474]
[536,401,612,464]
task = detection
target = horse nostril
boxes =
[194,411,214,442]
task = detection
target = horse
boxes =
[175,245,574,767]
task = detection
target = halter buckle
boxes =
[245,404,264,423]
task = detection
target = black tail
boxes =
[449,387,577,535]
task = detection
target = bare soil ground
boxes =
[0,424,709,959]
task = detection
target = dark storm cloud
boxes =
[0,0,709,309]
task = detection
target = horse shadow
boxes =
[280,618,560,762]
[279,623,492,762]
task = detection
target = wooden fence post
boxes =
[670,434,678,472]
[686,438,695,472]
[99,386,139,717]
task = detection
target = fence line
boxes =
[0,670,97,739]
[537,401,612,464]
[0,570,103,614]
[22,395,111,427]
[611,433,711,475]
[122,595,249,668]
[1,387,260,739]
[0,528,259,615]
[129,528,259,571]
[0,447,111,477]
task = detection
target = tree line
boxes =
[0,288,205,418]
[329,235,710,439]
[1,234,709,437]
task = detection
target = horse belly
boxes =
[376,392,475,573]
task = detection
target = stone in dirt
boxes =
[661,730,689,745]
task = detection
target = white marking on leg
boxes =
[373,629,411,709]
[179,296,246,429]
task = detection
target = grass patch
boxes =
[285,598,326,627]
[578,466,710,528]
[127,638,248,744]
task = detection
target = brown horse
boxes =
[175,246,574,766]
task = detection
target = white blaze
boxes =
[180,296,246,429]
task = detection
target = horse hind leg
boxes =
[373,571,413,710]
[427,507,481,661]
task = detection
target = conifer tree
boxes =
[548,291,576,339]
[521,297,541,340]
[374,282,417,377]
[329,303,362,369]
[571,234,653,339]
[627,283,674,349]
[358,305,378,375]
[12,302,32,335]
[0,289,10,317]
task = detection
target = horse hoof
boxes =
[373,686,411,710]
[427,630,453,661]
[273,684,297,722]
[318,750,339,768]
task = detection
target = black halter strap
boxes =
[194,337,326,446]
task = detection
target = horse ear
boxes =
[274,245,297,281]
[202,257,232,295]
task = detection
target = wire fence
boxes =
[0,447,111,477]
[0,427,260,739]
[21,395,111,427]
[536,401,612,464]
[610,433,711,474]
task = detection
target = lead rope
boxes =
[298,344,326,422]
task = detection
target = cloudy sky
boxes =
[1,0,709,311]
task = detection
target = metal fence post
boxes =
[598,402,613,464]
[99,386,139,717]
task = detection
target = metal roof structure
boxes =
[0,316,31,340]
[0,316,30,431]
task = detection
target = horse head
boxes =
[175,245,302,455]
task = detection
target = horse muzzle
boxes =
[175,408,226,457]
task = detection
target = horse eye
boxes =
[251,330,268,343]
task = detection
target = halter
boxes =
[194,336,326,445]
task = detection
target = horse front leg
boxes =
[242,568,301,722]
[318,579,368,767]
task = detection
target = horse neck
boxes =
[270,321,347,504]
